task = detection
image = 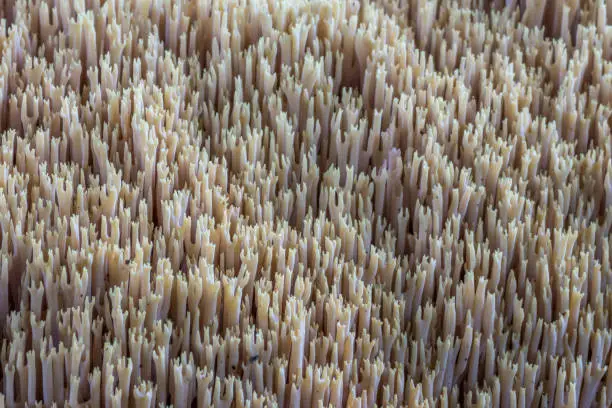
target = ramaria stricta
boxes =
[1,0,612,407]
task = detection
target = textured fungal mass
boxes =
[0,0,612,407]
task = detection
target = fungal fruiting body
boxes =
[1,0,612,407]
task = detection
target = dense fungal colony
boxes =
[0,0,611,406]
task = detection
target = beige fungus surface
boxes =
[1,0,612,407]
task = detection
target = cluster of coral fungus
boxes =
[1,0,612,406]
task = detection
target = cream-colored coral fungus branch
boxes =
[0,0,611,406]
